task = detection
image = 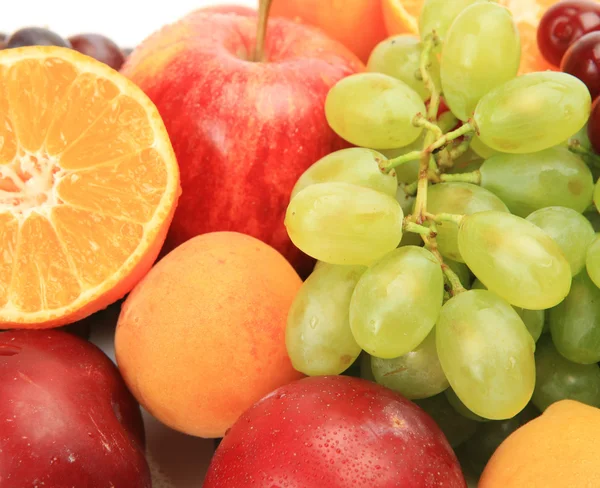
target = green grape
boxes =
[396,184,415,215]
[285,182,404,266]
[517,309,545,343]
[290,148,397,199]
[526,207,596,276]
[286,263,364,376]
[452,148,483,167]
[471,135,501,159]
[479,147,594,217]
[567,123,592,151]
[587,235,600,289]
[594,179,600,214]
[445,388,488,422]
[350,246,444,359]
[460,404,540,476]
[312,260,327,273]
[474,72,592,153]
[458,211,572,309]
[427,182,509,262]
[380,132,424,184]
[448,155,484,175]
[532,335,600,411]
[367,35,441,102]
[441,2,520,121]
[359,352,375,381]
[419,0,497,43]
[470,278,486,290]
[446,259,472,288]
[436,289,536,420]
[542,312,551,336]
[371,329,449,400]
[549,271,600,365]
[415,393,479,448]
[325,73,425,149]
[470,279,544,342]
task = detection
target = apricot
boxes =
[114,232,303,438]
[270,0,387,62]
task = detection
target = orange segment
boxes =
[0,66,17,165]
[11,212,81,313]
[381,0,421,36]
[0,213,18,308]
[56,148,168,223]
[0,46,180,328]
[5,57,78,153]
[59,95,155,170]
[51,206,144,288]
[45,73,120,157]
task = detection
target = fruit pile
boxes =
[3,0,600,487]
[0,26,130,70]
[282,0,600,476]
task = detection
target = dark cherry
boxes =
[122,47,134,57]
[537,0,600,67]
[0,33,6,49]
[561,30,600,100]
[588,96,600,154]
[68,33,125,71]
[6,27,71,49]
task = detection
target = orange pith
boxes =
[0,47,180,328]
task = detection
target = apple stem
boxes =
[254,0,274,62]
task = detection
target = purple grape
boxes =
[68,33,125,71]
[6,27,71,49]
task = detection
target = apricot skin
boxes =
[115,231,304,438]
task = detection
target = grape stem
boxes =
[422,220,466,296]
[411,122,475,223]
[428,122,475,153]
[413,114,443,140]
[386,122,476,172]
[405,180,418,196]
[386,150,422,169]
[398,32,467,297]
[404,220,436,237]
[420,32,441,121]
[426,212,465,226]
[569,141,600,168]
[448,132,473,160]
[253,0,273,62]
[440,170,481,184]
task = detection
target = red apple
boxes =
[121,9,363,277]
[0,330,150,487]
[203,376,467,488]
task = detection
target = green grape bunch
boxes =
[282,0,600,432]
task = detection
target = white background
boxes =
[0,0,257,47]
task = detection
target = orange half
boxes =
[381,0,421,36]
[0,47,180,329]
[499,0,560,73]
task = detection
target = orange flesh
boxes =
[0,48,179,326]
